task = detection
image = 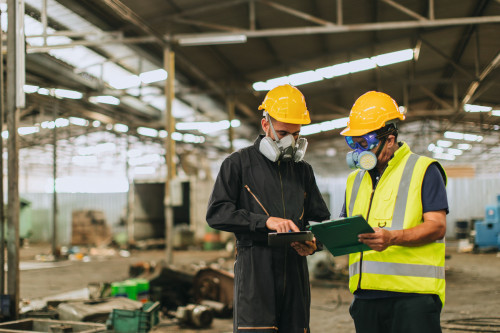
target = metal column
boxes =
[7,0,26,319]
[52,102,58,258]
[164,48,176,264]
[126,136,135,246]
[227,96,235,153]
[0,3,6,297]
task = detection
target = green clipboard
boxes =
[308,215,375,256]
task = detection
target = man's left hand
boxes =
[358,227,394,252]
[291,238,317,256]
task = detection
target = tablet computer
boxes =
[308,215,374,256]
[267,231,313,247]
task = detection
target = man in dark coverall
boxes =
[206,84,330,333]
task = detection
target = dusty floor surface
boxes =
[14,242,500,332]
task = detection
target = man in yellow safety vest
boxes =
[340,91,448,333]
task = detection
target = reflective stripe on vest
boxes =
[349,260,445,280]
[348,154,444,245]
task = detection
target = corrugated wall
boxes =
[22,193,127,245]
[20,176,500,245]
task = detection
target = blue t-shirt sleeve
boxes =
[421,163,449,214]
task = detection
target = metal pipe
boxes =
[428,0,435,20]
[126,135,135,246]
[164,48,176,264]
[41,0,47,46]
[336,0,343,26]
[258,0,334,26]
[0,3,5,296]
[249,0,256,30]
[26,36,157,53]
[227,97,235,153]
[52,101,58,258]
[380,0,427,21]
[7,0,24,319]
[171,15,500,40]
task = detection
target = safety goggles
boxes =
[345,132,380,151]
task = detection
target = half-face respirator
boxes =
[259,114,308,163]
[345,132,381,170]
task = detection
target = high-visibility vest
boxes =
[345,142,447,304]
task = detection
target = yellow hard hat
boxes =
[258,84,311,125]
[341,91,405,136]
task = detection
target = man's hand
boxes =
[358,227,394,252]
[291,238,317,256]
[266,217,300,233]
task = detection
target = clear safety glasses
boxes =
[345,132,380,151]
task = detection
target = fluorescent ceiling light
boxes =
[171,132,183,141]
[23,85,39,93]
[457,143,472,150]
[463,133,483,142]
[109,75,141,89]
[18,126,39,135]
[1,131,8,139]
[443,131,463,140]
[137,127,158,137]
[175,120,234,134]
[253,48,414,91]
[114,123,128,133]
[54,89,83,99]
[37,88,50,95]
[92,121,101,127]
[159,130,167,138]
[300,117,349,136]
[371,49,414,66]
[447,148,463,156]
[444,131,483,142]
[78,142,116,155]
[55,118,70,127]
[133,166,156,175]
[90,95,120,105]
[437,140,452,148]
[288,70,323,86]
[129,154,161,166]
[178,34,247,46]
[316,63,351,79]
[492,110,500,116]
[433,152,455,161]
[346,58,376,73]
[428,143,436,152]
[464,104,492,112]
[69,117,88,126]
[139,69,168,84]
[72,155,98,166]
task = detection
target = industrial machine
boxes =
[474,195,500,251]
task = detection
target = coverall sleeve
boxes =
[206,156,269,233]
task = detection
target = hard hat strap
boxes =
[265,112,282,144]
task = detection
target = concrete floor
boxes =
[13,243,500,332]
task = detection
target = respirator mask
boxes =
[259,114,308,163]
[345,132,384,170]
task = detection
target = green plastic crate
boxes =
[108,301,160,333]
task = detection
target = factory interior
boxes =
[0,0,499,332]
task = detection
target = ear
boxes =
[261,117,269,133]
[386,134,396,148]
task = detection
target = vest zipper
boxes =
[357,184,376,291]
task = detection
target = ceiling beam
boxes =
[171,15,500,41]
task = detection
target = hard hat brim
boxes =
[340,126,372,136]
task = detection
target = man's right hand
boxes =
[266,217,300,233]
